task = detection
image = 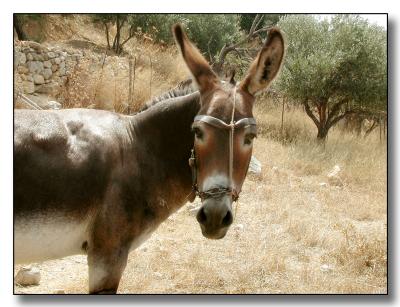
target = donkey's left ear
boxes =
[173,24,218,94]
[240,28,285,96]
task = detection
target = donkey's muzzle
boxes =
[196,197,233,239]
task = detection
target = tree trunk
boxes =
[280,96,285,138]
[303,99,349,142]
[317,101,327,127]
[148,55,153,99]
[128,58,133,114]
[14,16,27,40]
[114,16,127,55]
[112,33,117,50]
[384,119,386,138]
[105,23,111,50]
[364,119,378,138]
[112,16,120,52]
[115,18,120,54]
[317,125,328,140]
[316,100,328,141]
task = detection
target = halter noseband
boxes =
[188,86,257,202]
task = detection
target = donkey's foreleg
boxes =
[87,207,132,294]
[87,185,135,294]
[87,245,129,294]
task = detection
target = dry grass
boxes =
[60,43,188,113]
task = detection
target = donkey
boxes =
[14,24,285,294]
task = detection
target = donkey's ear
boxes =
[240,28,285,96]
[173,24,218,93]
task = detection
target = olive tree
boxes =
[276,14,387,140]
[92,14,138,54]
[183,14,242,62]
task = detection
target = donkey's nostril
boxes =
[221,210,233,227]
[197,207,207,224]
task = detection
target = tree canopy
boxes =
[92,14,242,60]
[276,14,387,139]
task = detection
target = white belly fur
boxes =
[14,214,90,264]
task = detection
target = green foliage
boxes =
[239,14,258,32]
[128,14,242,61]
[127,14,183,43]
[328,15,387,110]
[93,14,242,60]
[183,14,242,61]
[239,14,284,32]
[276,14,387,112]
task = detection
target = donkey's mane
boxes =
[139,78,198,112]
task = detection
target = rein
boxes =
[188,87,257,202]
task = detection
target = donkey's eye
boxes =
[244,133,256,145]
[192,127,203,139]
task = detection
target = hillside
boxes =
[14,14,189,112]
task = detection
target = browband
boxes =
[193,115,257,130]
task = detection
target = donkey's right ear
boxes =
[173,24,218,94]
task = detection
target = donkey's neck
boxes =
[130,92,201,215]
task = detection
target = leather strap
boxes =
[189,86,257,202]
[193,115,256,130]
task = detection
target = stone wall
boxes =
[14,41,82,97]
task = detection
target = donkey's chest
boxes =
[14,214,90,264]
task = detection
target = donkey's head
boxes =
[173,24,285,239]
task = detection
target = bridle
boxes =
[188,86,257,202]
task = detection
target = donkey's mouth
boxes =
[199,225,229,240]
[196,199,233,240]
